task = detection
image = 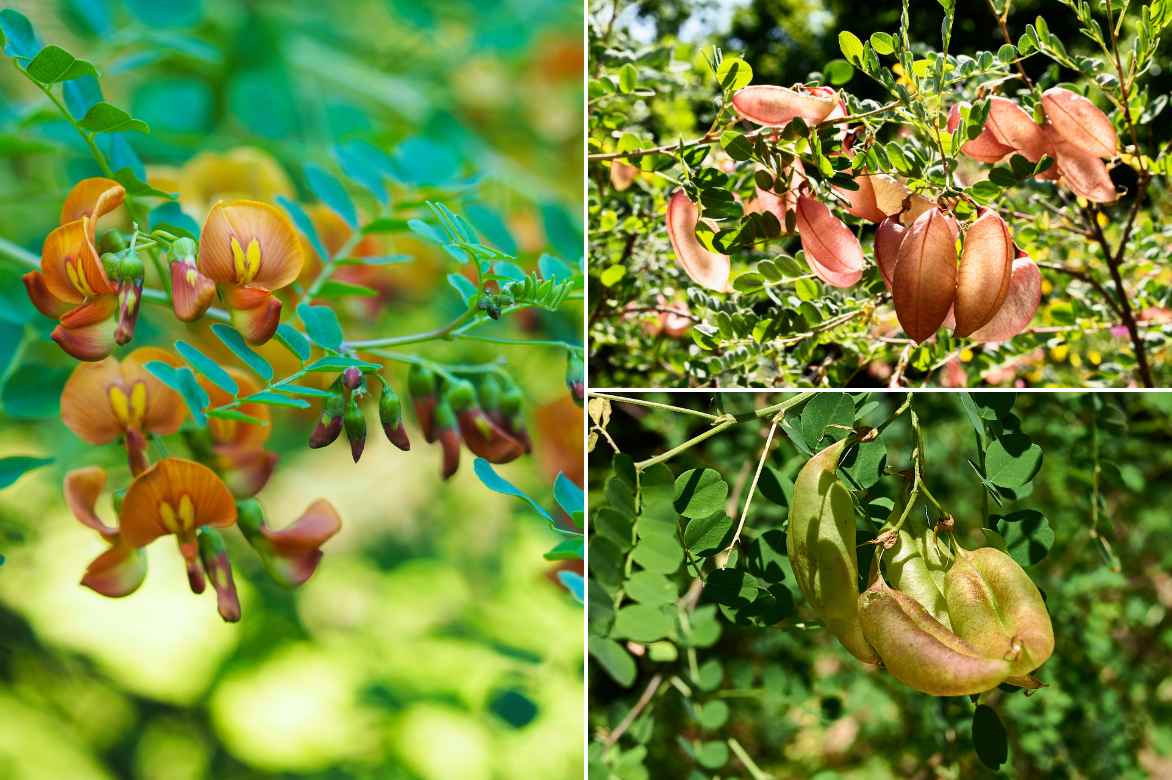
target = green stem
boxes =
[344,309,479,349]
[634,392,814,471]
[589,392,727,422]
[720,416,780,567]
[303,229,364,301]
[453,332,582,352]
[367,348,507,383]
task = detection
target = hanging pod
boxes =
[883,502,953,629]
[859,576,1011,696]
[786,437,878,663]
[892,207,958,343]
[943,545,1055,681]
[665,190,731,292]
[954,209,1014,338]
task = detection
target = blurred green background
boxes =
[587,392,1172,778]
[0,0,585,778]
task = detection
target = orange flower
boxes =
[65,466,148,598]
[195,200,304,344]
[173,147,294,222]
[237,498,341,587]
[61,347,187,475]
[197,367,277,498]
[25,177,129,360]
[119,458,237,591]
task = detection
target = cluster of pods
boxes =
[787,438,1055,695]
[663,82,1120,344]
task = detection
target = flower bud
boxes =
[434,400,461,480]
[101,251,123,279]
[343,366,363,391]
[114,278,143,346]
[344,396,366,462]
[197,527,240,623]
[408,364,439,442]
[565,351,584,406]
[171,258,216,322]
[309,392,345,449]
[237,497,342,587]
[119,250,145,280]
[378,383,410,451]
[97,228,128,255]
[171,236,197,263]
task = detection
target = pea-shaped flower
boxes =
[237,498,341,587]
[65,466,147,598]
[119,458,237,592]
[24,178,128,360]
[194,200,304,344]
[61,347,187,475]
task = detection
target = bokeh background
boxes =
[588,391,1172,778]
[0,1,584,778]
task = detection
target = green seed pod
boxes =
[859,578,1011,696]
[786,438,878,663]
[943,546,1054,678]
[885,500,953,628]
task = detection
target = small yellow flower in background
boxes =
[156,147,294,222]
[1070,353,1083,368]
[959,348,974,362]
[1096,211,1109,228]
[1050,344,1069,362]
[1041,278,1053,295]
[1088,350,1102,365]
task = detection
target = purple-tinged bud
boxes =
[309,393,345,449]
[434,400,461,480]
[197,527,240,623]
[378,383,410,451]
[409,364,439,442]
[344,396,366,462]
[343,366,363,391]
[114,278,143,346]
[565,351,584,407]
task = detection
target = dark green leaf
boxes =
[315,280,378,298]
[625,570,678,605]
[210,324,274,382]
[146,361,207,426]
[25,45,98,83]
[0,455,53,490]
[296,303,344,350]
[588,636,636,687]
[175,340,238,395]
[247,391,310,409]
[674,468,729,519]
[79,102,149,134]
[304,356,379,373]
[985,434,1043,487]
[972,704,1008,769]
[611,604,673,642]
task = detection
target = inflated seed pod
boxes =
[859,577,1011,696]
[884,503,953,628]
[786,438,878,663]
[943,546,1054,678]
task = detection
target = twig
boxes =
[719,417,779,568]
[589,392,727,422]
[603,674,664,747]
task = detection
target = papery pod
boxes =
[731,84,837,127]
[874,216,906,290]
[834,174,907,225]
[666,190,731,292]
[794,195,864,289]
[1041,87,1117,159]
[859,577,1011,696]
[954,209,1014,338]
[892,208,958,343]
[948,102,1014,163]
[1051,143,1119,203]
[884,503,953,628]
[786,437,878,663]
[897,194,936,227]
[986,97,1048,162]
[943,545,1055,678]
[969,250,1041,342]
[610,161,638,191]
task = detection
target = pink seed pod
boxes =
[898,194,936,227]
[610,161,638,191]
[1041,87,1118,159]
[948,102,1015,164]
[731,85,838,128]
[794,194,864,288]
[892,208,958,343]
[955,209,1014,338]
[969,250,1042,342]
[1052,144,1119,203]
[836,173,909,224]
[666,190,731,292]
[986,97,1048,162]
[875,216,906,290]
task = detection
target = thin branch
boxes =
[589,392,727,422]
[720,417,779,568]
[603,674,664,747]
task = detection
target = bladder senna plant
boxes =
[786,437,878,664]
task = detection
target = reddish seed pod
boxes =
[892,208,958,343]
[1041,87,1117,159]
[985,97,1048,162]
[793,195,864,289]
[666,190,731,292]
[955,209,1014,338]
[948,102,1015,163]
[309,393,345,449]
[731,84,838,127]
[874,216,906,290]
[969,249,1042,342]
